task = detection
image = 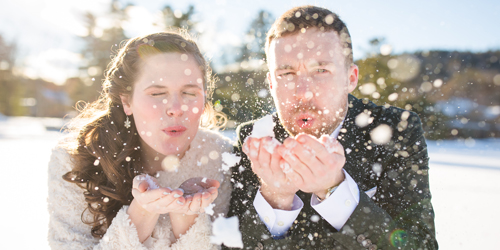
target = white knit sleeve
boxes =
[47,147,147,250]
[168,214,218,250]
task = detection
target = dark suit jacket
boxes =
[225,95,437,250]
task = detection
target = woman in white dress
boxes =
[47,29,233,249]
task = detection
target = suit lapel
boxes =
[338,95,377,191]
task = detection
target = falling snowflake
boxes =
[221,152,241,171]
[372,163,383,176]
[210,216,243,248]
[205,203,216,216]
[355,113,371,128]
[311,215,320,222]
[360,83,376,95]
[370,124,392,145]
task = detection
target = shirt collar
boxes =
[330,119,344,139]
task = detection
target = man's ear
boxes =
[120,94,132,115]
[347,64,359,93]
[267,72,273,90]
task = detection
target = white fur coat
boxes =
[47,128,234,249]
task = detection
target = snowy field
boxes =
[1,116,499,249]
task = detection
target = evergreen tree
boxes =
[161,5,197,32]
[78,0,128,103]
[238,10,273,62]
[213,10,275,126]
[0,35,25,116]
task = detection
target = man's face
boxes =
[267,28,358,137]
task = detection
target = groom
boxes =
[226,5,437,250]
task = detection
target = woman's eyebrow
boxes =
[143,84,167,91]
[143,84,203,91]
[181,84,203,90]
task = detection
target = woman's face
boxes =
[122,53,205,159]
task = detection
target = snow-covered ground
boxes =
[1,116,499,249]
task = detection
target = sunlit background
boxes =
[0,0,499,249]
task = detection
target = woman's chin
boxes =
[159,144,190,157]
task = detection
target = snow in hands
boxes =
[136,174,160,190]
[249,114,275,138]
[248,114,281,153]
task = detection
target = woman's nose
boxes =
[166,96,184,117]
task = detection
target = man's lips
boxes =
[163,126,187,137]
[296,114,315,128]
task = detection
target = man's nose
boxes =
[166,96,184,117]
[294,73,314,102]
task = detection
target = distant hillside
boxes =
[354,50,500,139]
[214,50,500,139]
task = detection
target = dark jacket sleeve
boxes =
[331,112,437,250]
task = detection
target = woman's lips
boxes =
[296,114,315,128]
[163,126,187,137]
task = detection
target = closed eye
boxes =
[277,72,294,78]
[151,92,166,97]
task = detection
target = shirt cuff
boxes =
[311,170,360,230]
[253,189,303,237]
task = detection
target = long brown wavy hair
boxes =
[62,29,222,238]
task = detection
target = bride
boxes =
[48,29,233,249]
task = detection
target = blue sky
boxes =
[135,0,500,53]
[0,0,499,84]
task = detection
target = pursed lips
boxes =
[162,125,187,137]
[296,113,315,128]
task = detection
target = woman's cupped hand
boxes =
[131,175,220,216]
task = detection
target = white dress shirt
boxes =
[253,120,376,237]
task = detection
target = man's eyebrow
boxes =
[276,65,294,70]
[308,61,334,67]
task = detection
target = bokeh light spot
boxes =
[370,124,392,145]
[360,83,376,95]
[324,14,334,24]
[380,44,393,56]
[162,155,180,172]
[390,229,408,247]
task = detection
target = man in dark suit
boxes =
[226,5,437,250]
